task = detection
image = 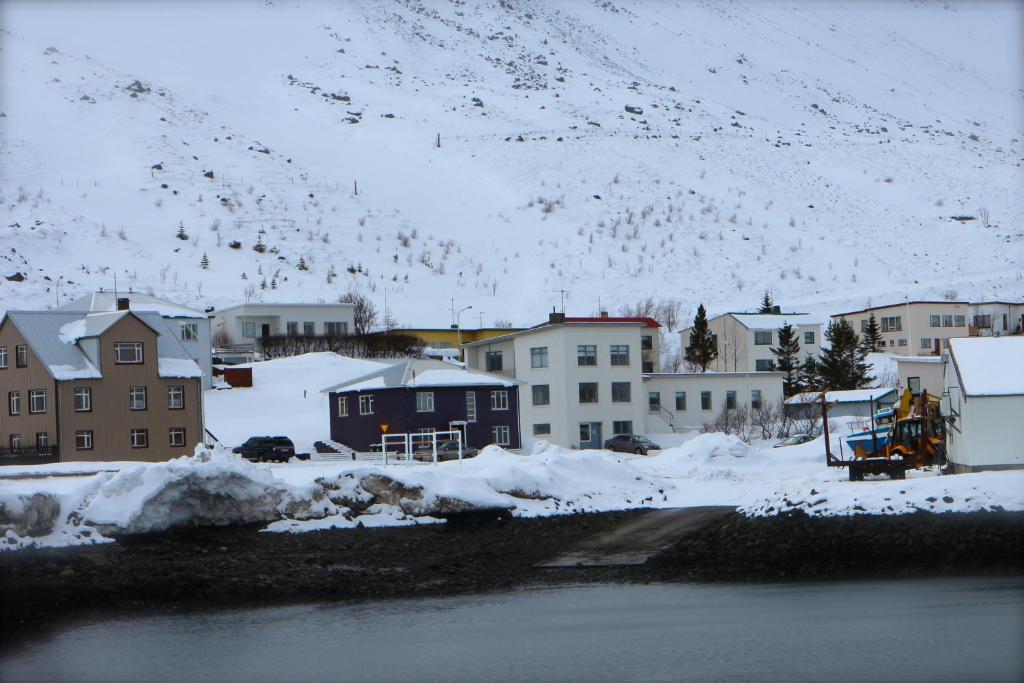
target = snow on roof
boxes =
[786,388,897,405]
[725,313,822,329]
[948,337,1024,396]
[57,291,208,318]
[323,358,517,393]
[158,357,202,379]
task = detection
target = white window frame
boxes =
[530,346,549,369]
[337,396,348,417]
[0,346,6,369]
[130,428,149,449]
[577,344,597,366]
[129,386,147,411]
[492,425,511,446]
[920,338,931,349]
[929,315,940,328]
[114,342,144,364]
[610,344,630,366]
[168,385,184,410]
[28,389,47,414]
[9,391,20,416]
[416,391,435,413]
[36,432,49,448]
[75,430,94,450]
[490,390,509,410]
[16,345,28,367]
[74,387,92,412]
[169,427,186,447]
[359,394,374,415]
[10,434,22,449]
[465,391,477,422]
[954,315,965,328]
[881,316,901,332]
[181,322,199,341]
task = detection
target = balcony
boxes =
[0,446,59,466]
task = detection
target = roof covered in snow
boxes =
[57,291,208,318]
[3,310,201,381]
[323,358,519,393]
[786,387,898,405]
[722,312,823,330]
[948,337,1024,396]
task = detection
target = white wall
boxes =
[944,362,1024,469]
[213,304,355,345]
[896,358,945,397]
[168,315,213,390]
[643,372,784,432]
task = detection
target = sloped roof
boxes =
[948,337,1024,396]
[725,313,822,329]
[323,358,518,393]
[58,291,207,318]
[3,310,200,381]
[786,388,897,405]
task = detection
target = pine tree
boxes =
[297,256,308,271]
[200,253,209,269]
[859,313,882,354]
[253,235,266,253]
[270,275,277,289]
[758,289,774,314]
[684,304,718,372]
[260,278,267,290]
[176,221,188,241]
[797,354,820,393]
[818,319,874,390]
[770,323,801,395]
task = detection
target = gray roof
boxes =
[2,310,200,381]
[322,358,518,393]
[58,291,207,318]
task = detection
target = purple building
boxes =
[324,359,522,451]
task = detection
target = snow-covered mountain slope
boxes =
[1,0,1021,326]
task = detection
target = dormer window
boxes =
[114,342,144,364]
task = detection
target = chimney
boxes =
[549,312,566,325]
[600,311,609,318]
[771,305,781,314]
[117,297,130,311]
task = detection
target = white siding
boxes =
[643,373,784,432]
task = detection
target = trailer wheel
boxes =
[890,468,906,480]
[849,468,864,482]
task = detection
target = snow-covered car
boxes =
[603,434,661,455]
[773,434,814,448]
[232,436,296,462]
[413,441,478,462]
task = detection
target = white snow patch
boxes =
[157,356,202,379]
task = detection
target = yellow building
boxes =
[394,327,527,355]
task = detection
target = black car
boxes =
[233,436,296,463]
[413,440,478,462]
[603,434,661,455]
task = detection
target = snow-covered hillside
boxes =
[1,1,1021,326]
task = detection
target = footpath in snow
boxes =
[2,434,1022,551]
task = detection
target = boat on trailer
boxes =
[845,407,895,456]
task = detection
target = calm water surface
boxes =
[2,577,1022,682]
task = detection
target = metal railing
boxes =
[0,446,60,466]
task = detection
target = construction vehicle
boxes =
[822,389,946,481]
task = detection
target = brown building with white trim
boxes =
[0,305,204,464]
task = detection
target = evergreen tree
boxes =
[818,319,874,390]
[253,235,266,253]
[297,256,308,271]
[758,289,774,314]
[798,354,820,393]
[860,313,882,354]
[260,278,267,290]
[270,275,278,289]
[770,323,801,395]
[176,221,188,241]
[684,304,718,372]
[200,253,209,269]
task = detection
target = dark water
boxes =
[3,578,1022,682]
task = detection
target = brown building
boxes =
[0,307,204,464]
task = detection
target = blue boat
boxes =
[845,408,895,456]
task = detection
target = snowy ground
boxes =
[3,432,1021,552]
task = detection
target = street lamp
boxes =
[456,305,472,359]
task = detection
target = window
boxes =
[578,382,599,404]
[75,430,93,450]
[8,391,20,416]
[942,315,953,327]
[325,322,347,336]
[166,427,186,447]
[485,350,503,372]
[641,335,653,350]
[577,345,597,366]
[888,339,895,346]
[908,376,921,393]
[726,390,737,410]
[675,391,686,411]
[168,385,184,410]
[610,345,630,366]
[860,319,869,332]
[359,395,374,415]
[74,387,92,412]
[242,322,257,338]
[929,315,940,328]
[28,389,46,414]
[612,420,633,435]
[492,426,511,446]
[286,322,298,336]
[920,338,931,349]
[648,391,661,412]
[881,316,901,332]
[533,423,551,436]
[579,423,592,443]
[130,428,149,449]
[466,391,477,422]
[336,396,348,417]
[898,339,908,347]
[530,347,549,368]
[701,391,712,411]
[36,432,49,448]
[181,323,199,341]
[973,314,992,329]
[416,392,435,412]
[751,390,762,410]
[711,334,719,352]
[754,331,772,345]
[532,384,550,406]
[611,382,631,403]
[10,434,21,449]
[16,345,28,367]
[755,359,774,371]
[1001,314,1008,331]
[129,386,147,411]
[113,342,143,364]
[804,331,815,344]
[0,346,6,368]
[951,315,964,328]
[490,390,509,410]
[303,322,315,336]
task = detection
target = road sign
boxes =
[380,423,390,433]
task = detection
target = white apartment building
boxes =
[212,303,356,347]
[832,301,971,356]
[967,301,1024,337]
[644,372,784,432]
[680,312,822,373]
[463,313,658,449]
[58,290,213,390]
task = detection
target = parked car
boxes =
[603,434,661,455]
[773,433,814,448]
[233,436,296,462]
[413,440,478,462]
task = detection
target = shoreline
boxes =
[2,509,1022,648]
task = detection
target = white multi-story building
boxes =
[680,312,822,373]
[831,301,971,356]
[463,313,659,449]
[644,372,784,432]
[967,301,1024,337]
[212,303,356,347]
[58,290,213,390]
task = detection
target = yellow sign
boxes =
[380,423,390,433]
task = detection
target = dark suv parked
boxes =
[233,436,296,463]
[603,434,661,455]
